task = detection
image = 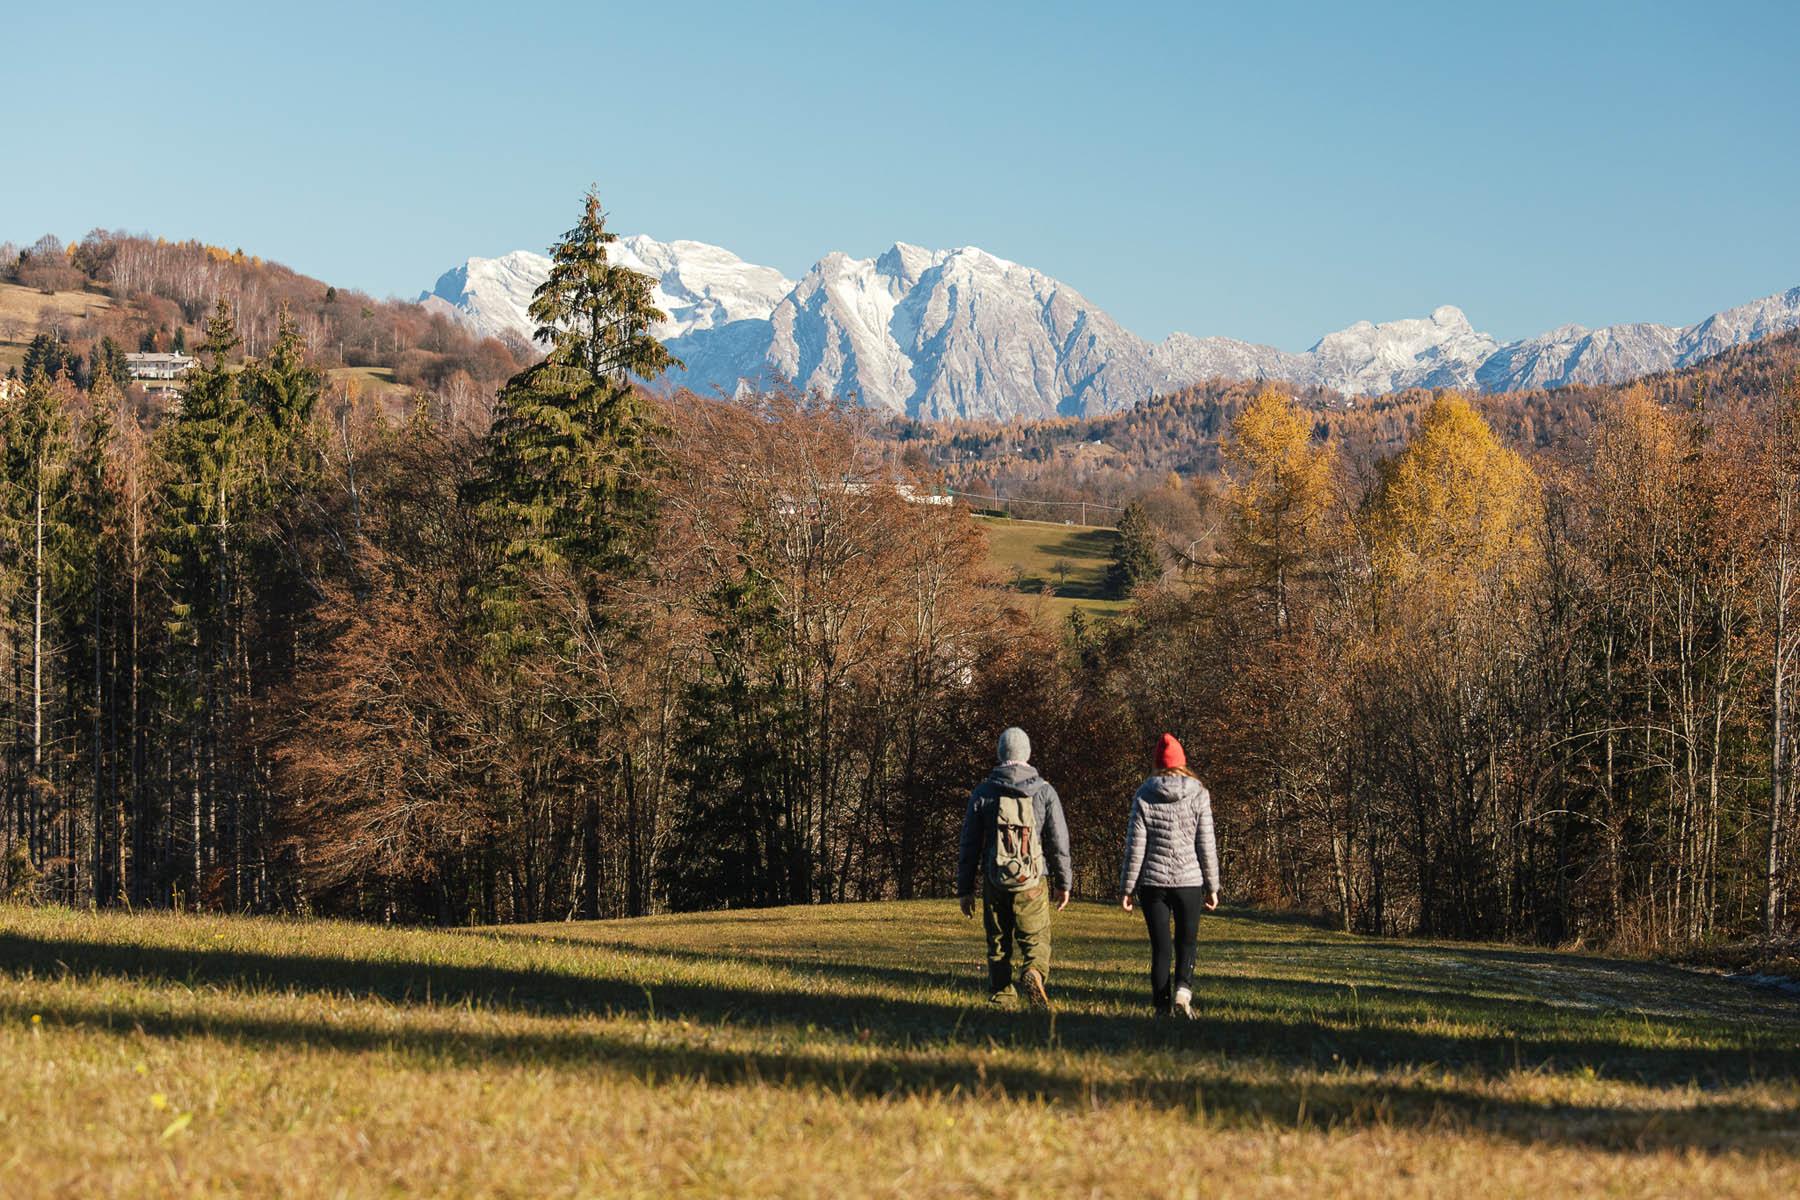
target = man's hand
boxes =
[1054,888,1071,911]
[1204,891,1219,912]
[959,893,976,918]
[1120,893,1134,913]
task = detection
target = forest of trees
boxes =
[1,195,1795,951]
[0,197,1068,923]
[892,330,1800,538]
[1108,381,1800,946]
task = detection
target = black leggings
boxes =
[1138,885,1205,1011]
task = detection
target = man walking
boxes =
[957,726,1072,1006]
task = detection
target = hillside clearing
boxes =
[978,514,1128,621]
[0,281,113,330]
[0,282,114,373]
[326,364,409,399]
[1,901,1796,1197]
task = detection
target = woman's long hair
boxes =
[1154,765,1199,781]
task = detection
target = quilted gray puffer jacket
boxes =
[1118,771,1220,895]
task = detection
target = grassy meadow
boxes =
[977,515,1128,621]
[1,900,1796,1197]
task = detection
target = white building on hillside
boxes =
[125,351,198,380]
[125,351,199,397]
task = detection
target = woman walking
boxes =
[1118,733,1220,1016]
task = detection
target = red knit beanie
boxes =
[1156,733,1187,770]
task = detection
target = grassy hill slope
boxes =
[0,281,114,372]
[2,901,1797,1196]
[978,515,1128,621]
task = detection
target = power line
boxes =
[945,488,1123,527]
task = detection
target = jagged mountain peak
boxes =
[423,239,1800,420]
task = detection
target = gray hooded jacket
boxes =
[957,763,1072,895]
[1118,771,1220,894]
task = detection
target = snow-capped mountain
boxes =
[1477,288,1800,392]
[423,239,1800,420]
[672,243,1163,422]
[420,251,549,342]
[420,235,793,344]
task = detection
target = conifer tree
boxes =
[1364,392,1537,617]
[65,374,125,900]
[89,336,131,394]
[0,370,74,882]
[467,188,678,621]
[239,308,322,501]
[460,188,682,916]
[22,332,71,382]
[155,299,246,901]
[1107,500,1162,597]
[161,300,247,580]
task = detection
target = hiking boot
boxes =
[987,989,1016,1007]
[1173,986,1194,1019]
[1022,967,1051,1008]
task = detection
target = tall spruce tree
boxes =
[236,308,324,907]
[461,189,680,917]
[90,336,131,394]
[240,308,322,500]
[22,333,72,383]
[466,188,678,624]
[64,375,124,902]
[1107,500,1163,597]
[0,370,74,888]
[155,299,247,902]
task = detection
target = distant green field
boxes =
[977,514,1129,621]
[2,901,1796,1196]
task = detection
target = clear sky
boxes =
[6,0,1796,349]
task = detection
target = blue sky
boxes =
[6,0,1796,348]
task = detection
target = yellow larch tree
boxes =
[1221,387,1339,632]
[1364,392,1539,623]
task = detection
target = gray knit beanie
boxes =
[997,726,1031,765]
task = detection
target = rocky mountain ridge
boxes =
[423,237,1800,420]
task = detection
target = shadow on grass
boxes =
[513,937,1720,1037]
[4,989,1796,1155]
[997,527,1118,600]
[515,930,1715,1035]
[1211,906,1344,933]
[3,930,1797,1088]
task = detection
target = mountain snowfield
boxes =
[420,236,793,343]
[422,237,1800,421]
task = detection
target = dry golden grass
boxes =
[0,281,112,331]
[0,282,115,375]
[326,365,410,397]
[1,900,1796,1197]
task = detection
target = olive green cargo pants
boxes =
[983,877,1052,998]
